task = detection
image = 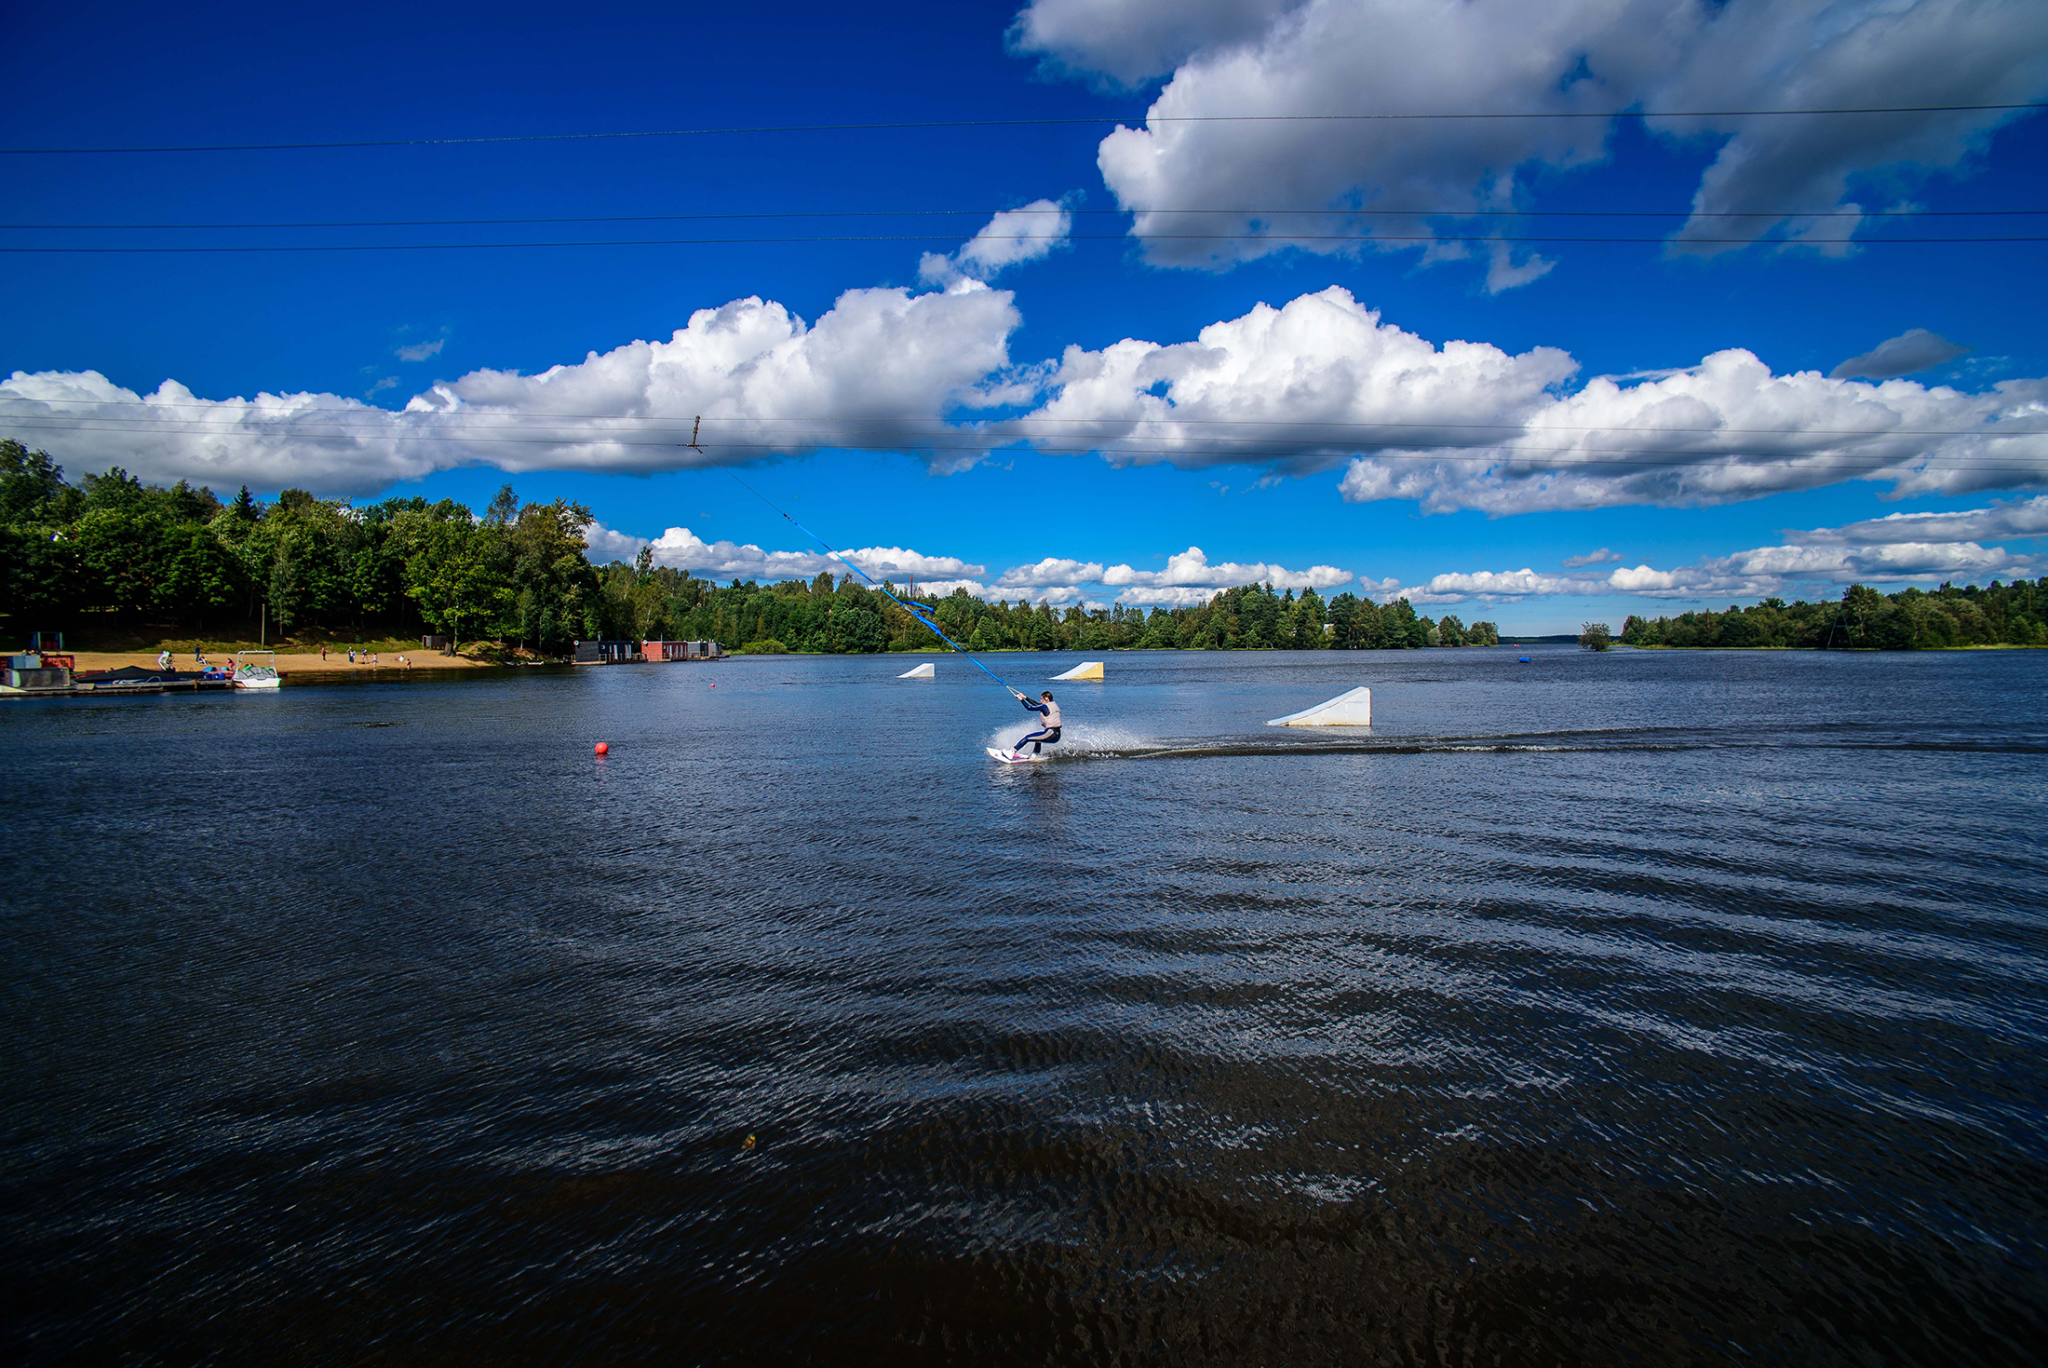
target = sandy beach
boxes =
[65,649,502,676]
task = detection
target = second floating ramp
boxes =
[1266,686,1372,727]
[1051,660,1104,681]
[897,662,936,678]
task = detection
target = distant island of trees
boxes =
[1,441,1496,654]
[1622,581,2047,650]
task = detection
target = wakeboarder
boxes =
[1007,689,1062,758]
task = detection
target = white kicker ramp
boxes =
[1052,660,1105,681]
[1266,686,1372,727]
[897,662,936,678]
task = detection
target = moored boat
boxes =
[232,650,282,690]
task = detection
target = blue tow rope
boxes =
[716,464,1025,698]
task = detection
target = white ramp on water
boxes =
[897,662,936,678]
[1266,686,1372,727]
[1052,660,1104,681]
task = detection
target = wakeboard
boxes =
[986,747,1049,763]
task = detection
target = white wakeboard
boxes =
[986,747,1048,764]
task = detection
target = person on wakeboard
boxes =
[1009,688,1062,757]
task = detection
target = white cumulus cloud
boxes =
[1419,568,1589,598]
[1008,286,2048,512]
[915,578,1001,600]
[1010,286,1575,476]
[582,521,653,563]
[1,286,1024,496]
[1011,0,2048,277]
[1009,0,1300,88]
[920,200,1074,286]
[997,556,1110,587]
[982,545,1354,607]
[1100,544,1351,590]
[1605,564,1686,594]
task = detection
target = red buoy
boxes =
[594,742,609,755]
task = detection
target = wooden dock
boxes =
[3,657,244,700]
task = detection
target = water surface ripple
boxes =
[3,648,2044,1363]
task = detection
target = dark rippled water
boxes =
[4,647,2046,1364]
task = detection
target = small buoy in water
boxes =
[742,1133,756,1152]
[1518,657,1531,663]
[594,742,609,755]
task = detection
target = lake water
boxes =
[3,647,2045,1363]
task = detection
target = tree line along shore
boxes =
[7,440,2040,657]
[2,441,1498,656]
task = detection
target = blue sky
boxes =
[4,0,2046,631]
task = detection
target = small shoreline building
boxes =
[573,639,725,664]
[573,639,641,664]
[643,640,724,661]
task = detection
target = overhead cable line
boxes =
[5,232,2041,253]
[8,207,2044,229]
[2,400,2035,440]
[4,102,2043,154]
[6,422,2041,469]
[712,445,1024,696]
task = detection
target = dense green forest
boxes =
[2,440,1500,654]
[1622,581,2048,649]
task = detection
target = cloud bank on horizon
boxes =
[587,493,2046,612]
[585,528,1357,609]
[1011,0,2048,278]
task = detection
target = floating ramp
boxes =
[897,662,936,678]
[1266,686,1372,727]
[1052,660,1104,681]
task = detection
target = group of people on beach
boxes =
[316,646,409,668]
[152,648,232,678]
[158,648,223,671]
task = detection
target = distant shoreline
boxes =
[1623,642,2048,652]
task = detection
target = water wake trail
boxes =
[984,722,2048,764]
